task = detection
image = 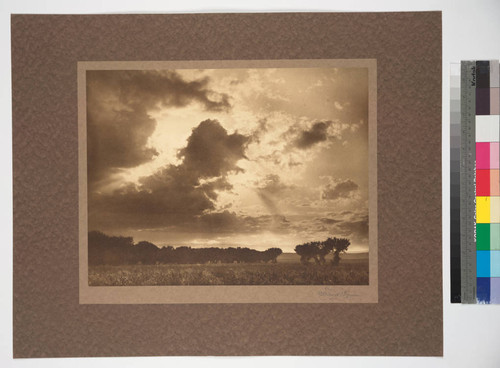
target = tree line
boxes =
[294,237,350,266]
[88,231,283,266]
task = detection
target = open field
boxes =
[89,252,369,286]
[276,252,368,263]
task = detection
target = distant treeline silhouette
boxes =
[88,231,283,266]
[294,237,350,265]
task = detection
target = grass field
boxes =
[89,252,369,286]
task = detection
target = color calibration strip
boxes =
[475,60,500,304]
[453,60,500,304]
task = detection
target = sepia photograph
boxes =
[80,60,376,298]
[11,8,449,359]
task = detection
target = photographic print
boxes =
[79,60,377,303]
[14,12,443,357]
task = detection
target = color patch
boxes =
[477,61,490,88]
[490,142,500,168]
[477,251,491,277]
[476,170,490,196]
[490,278,500,303]
[491,88,499,115]
[476,88,490,115]
[491,252,500,277]
[491,197,500,223]
[477,197,491,223]
[477,277,491,303]
[477,223,490,250]
[491,61,500,88]
[490,223,500,250]
[476,142,491,169]
[490,170,500,195]
[476,115,499,142]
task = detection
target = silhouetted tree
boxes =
[133,241,160,264]
[329,237,350,266]
[294,237,351,266]
[88,231,135,265]
[295,242,320,264]
[158,245,174,263]
[262,248,283,263]
[88,231,284,265]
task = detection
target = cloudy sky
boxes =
[86,66,369,252]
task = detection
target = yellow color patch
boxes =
[490,197,500,223]
[477,197,491,223]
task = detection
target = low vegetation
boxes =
[89,260,368,286]
[87,232,368,286]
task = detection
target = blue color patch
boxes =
[491,251,500,277]
[477,251,491,277]
[477,277,491,304]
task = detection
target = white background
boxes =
[1,0,499,367]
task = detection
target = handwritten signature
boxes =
[317,288,359,300]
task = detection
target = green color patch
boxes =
[477,223,490,250]
[491,224,500,250]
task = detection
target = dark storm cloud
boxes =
[318,217,342,225]
[335,216,369,241]
[321,179,359,200]
[87,70,231,187]
[178,119,249,178]
[89,120,248,231]
[88,70,231,113]
[86,101,159,187]
[89,166,214,230]
[294,121,332,149]
[199,177,234,201]
[98,173,295,234]
[317,211,368,243]
[195,210,243,232]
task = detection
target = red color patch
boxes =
[477,169,491,196]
